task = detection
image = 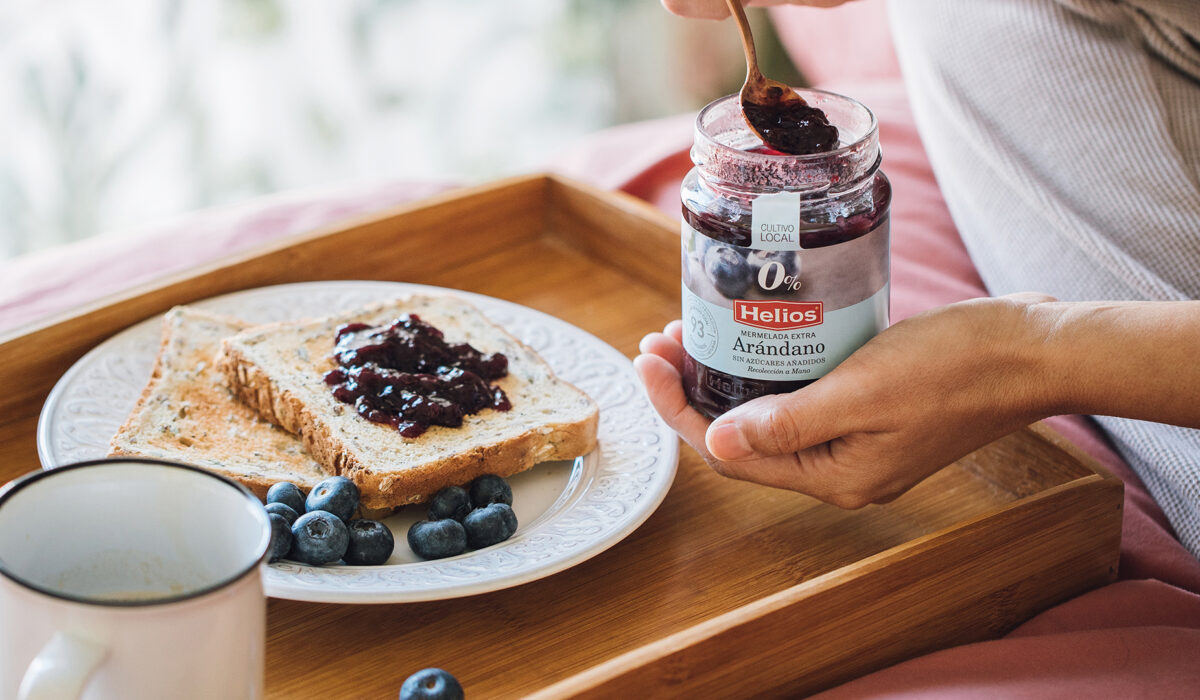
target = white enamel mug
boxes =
[0,459,271,700]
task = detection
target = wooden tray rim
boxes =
[0,174,674,345]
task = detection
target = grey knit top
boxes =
[889,0,1200,555]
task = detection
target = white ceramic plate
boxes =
[37,281,678,603]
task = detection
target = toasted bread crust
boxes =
[109,308,331,498]
[108,315,173,453]
[218,298,599,510]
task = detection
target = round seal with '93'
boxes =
[683,288,719,361]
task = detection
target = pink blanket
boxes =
[6,61,1200,700]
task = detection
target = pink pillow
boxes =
[769,1,901,87]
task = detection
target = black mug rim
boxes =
[0,457,271,608]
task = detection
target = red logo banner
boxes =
[733,300,824,330]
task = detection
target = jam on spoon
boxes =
[323,314,511,438]
[724,0,839,155]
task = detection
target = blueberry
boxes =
[747,250,800,294]
[344,519,395,566]
[305,476,360,522]
[467,474,512,507]
[703,245,752,298]
[290,511,350,565]
[462,503,518,549]
[407,519,467,560]
[399,668,463,700]
[267,513,293,564]
[427,486,472,521]
[266,482,306,515]
[698,236,749,264]
[265,502,299,526]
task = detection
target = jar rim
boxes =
[692,90,880,194]
[695,89,879,162]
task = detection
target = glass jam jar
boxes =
[680,90,891,419]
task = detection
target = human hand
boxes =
[662,0,856,20]
[633,293,1058,508]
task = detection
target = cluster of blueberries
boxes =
[400,668,463,700]
[407,475,517,560]
[263,473,518,566]
[265,476,394,566]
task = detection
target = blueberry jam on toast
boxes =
[324,314,511,438]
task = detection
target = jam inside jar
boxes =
[680,90,891,419]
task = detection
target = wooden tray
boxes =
[0,174,1122,698]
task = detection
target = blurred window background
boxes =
[0,0,800,261]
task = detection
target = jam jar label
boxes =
[681,219,889,383]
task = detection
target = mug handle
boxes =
[17,633,107,700]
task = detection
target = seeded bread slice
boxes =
[109,307,332,498]
[217,295,600,510]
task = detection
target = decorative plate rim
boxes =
[37,281,678,603]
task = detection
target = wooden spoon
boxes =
[725,0,838,154]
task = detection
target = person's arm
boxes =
[1039,300,1200,427]
[634,293,1200,508]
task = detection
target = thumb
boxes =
[704,379,854,461]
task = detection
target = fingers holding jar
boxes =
[632,341,897,508]
[633,323,882,507]
[636,294,1065,509]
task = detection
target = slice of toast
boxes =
[217,295,599,510]
[109,307,332,498]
